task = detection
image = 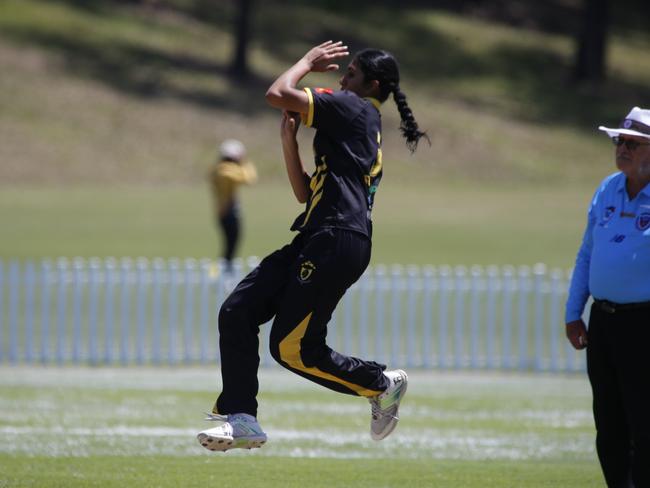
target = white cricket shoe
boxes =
[197,413,267,452]
[369,369,408,441]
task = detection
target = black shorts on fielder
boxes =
[215,228,389,417]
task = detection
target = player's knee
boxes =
[268,327,327,369]
[218,302,245,334]
[299,343,328,368]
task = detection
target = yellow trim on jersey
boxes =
[302,159,327,227]
[278,312,383,397]
[301,191,323,225]
[369,131,383,178]
[310,165,327,194]
[365,97,382,112]
[303,87,314,127]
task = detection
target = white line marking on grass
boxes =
[0,425,595,461]
[0,367,595,460]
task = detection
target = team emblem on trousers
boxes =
[299,260,316,282]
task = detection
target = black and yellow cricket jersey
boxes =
[290,87,383,238]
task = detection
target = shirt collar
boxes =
[615,173,626,193]
[365,97,382,112]
[616,172,650,198]
[641,182,650,198]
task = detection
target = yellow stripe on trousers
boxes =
[278,312,382,397]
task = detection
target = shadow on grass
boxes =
[482,44,642,128]
[251,1,650,129]
[2,25,272,115]
[3,0,649,127]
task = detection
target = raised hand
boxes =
[302,40,349,73]
[281,110,301,141]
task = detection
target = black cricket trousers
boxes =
[214,228,389,417]
[587,303,650,488]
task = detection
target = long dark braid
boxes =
[392,87,429,153]
[355,49,429,153]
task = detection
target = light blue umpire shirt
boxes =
[565,171,650,323]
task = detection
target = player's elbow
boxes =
[265,88,284,109]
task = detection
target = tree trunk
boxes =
[229,0,253,79]
[574,0,609,82]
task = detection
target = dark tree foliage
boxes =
[574,0,610,82]
[229,0,254,79]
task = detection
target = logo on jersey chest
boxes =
[600,206,616,226]
[636,212,650,231]
[298,260,316,283]
[314,87,333,95]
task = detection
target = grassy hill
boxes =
[1,0,649,264]
[2,0,649,185]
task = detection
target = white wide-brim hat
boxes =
[219,139,246,161]
[599,106,650,140]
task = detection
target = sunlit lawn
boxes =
[0,367,603,487]
[0,182,592,267]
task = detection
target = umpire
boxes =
[565,106,650,488]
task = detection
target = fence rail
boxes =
[0,258,587,372]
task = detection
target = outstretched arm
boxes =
[265,41,348,114]
[281,111,310,203]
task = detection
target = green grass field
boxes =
[0,181,595,266]
[1,0,647,268]
[0,367,603,487]
[1,0,649,188]
[0,3,641,486]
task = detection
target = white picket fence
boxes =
[0,257,587,372]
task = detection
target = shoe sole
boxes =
[371,369,408,441]
[197,432,267,452]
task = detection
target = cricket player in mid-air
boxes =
[198,41,427,451]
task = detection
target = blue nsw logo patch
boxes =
[600,206,616,226]
[636,212,650,231]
